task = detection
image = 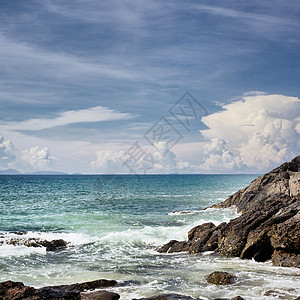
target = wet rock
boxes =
[71,279,117,291]
[206,271,236,285]
[263,290,287,299]
[158,222,226,254]
[0,279,118,300]
[81,290,120,300]
[158,240,189,253]
[0,280,35,299]
[41,239,68,251]
[34,285,80,299]
[133,293,201,300]
[0,237,68,251]
[271,250,300,268]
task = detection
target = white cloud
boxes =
[91,141,191,174]
[0,134,16,168]
[4,106,137,131]
[200,94,300,171]
[91,150,129,173]
[21,146,53,170]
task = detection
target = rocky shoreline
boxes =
[159,156,300,268]
[1,157,299,299]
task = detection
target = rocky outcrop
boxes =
[158,222,226,254]
[159,156,300,267]
[0,279,118,300]
[206,271,236,285]
[0,237,68,251]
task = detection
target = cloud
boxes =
[91,150,129,173]
[21,146,53,170]
[0,134,16,168]
[4,106,137,131]
[200,94,300,171]
[91,141,190,174]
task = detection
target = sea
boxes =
[0,174,299,299]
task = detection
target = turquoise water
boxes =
[0,174,299,299]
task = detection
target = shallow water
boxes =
[0,174,299,299]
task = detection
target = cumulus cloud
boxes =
[0,134,16,168]
[4,106,137,131]
[200,94,300,171]
[91,150,129,173]
[91,141,193,174]
[21,146,53,170]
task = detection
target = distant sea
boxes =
[0,174,299,299]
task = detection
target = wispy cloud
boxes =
[3,106,137,131]
[192,4,300,26]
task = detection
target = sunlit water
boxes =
[0,174,299,299]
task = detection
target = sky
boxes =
[0,0,300,174]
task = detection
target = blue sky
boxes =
[1,0,300,173]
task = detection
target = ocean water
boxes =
[0,174,299,299]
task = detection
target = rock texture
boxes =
[0,279,118,300]
[159,156,300,267]
[206,271,236,285]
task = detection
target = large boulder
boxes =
[206,271,236,285]
[158,222,226,254]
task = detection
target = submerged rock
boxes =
[206,271,236,285]
[159,156,300,268]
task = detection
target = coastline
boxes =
[0,167,299,299]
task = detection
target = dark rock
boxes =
[1,237,68,251]
[0,280,35,299]
[0,279,118,300]
[41,239,68,251]
[271,250,300,268]
[133,293,201,300]
[34,286,80,299]
[81,290,120,300]
[71,279,117,291]
[158,222,225,254]
[231,297,245,300]
[158,240,189,253]
[206,271,236,285]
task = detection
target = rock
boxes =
[206,271,236,285]
[81,290,120,300]
[0,280,35,299]
[34,286,80,299]
[158,240,189,253]
[271,250,300,268]
[158,222,226,254]
[263,290,286,299]
[0,237,68,251]
[133,293,201,300]
[41,239,68,251]
[0,279,118,300]
[231,297,245,300]
[216,156,300,266]
[71,279,117,291]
